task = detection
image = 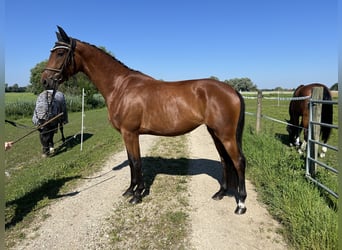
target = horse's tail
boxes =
[321,87,333,143]
[236,91,245,153]
[226,90,245,190]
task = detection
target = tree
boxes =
[28,60,96,97]
[5,83,27,92]
[274,86,284,91]
[209,76,219,81]
[224,77,257,91]
[330,83,338,91]
[29,61,47,94]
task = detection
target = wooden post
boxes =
[256,90,262,134]
[309,87,323,177]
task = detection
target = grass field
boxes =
[5,92,37,103]
[242,95,338,249]
[5,91,339,249]
[243,95,339,204]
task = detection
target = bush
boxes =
[5,101,36,119]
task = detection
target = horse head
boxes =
[286,120,301,147]
[41,26,77,90]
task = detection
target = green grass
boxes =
[5,108,124,247]
[244,97,338,203]
[243,97,338,249]
[108,135,190,249]
[243,127,337,249]
[5,92,37,103]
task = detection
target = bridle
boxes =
[44,39,76,87]
[42,38,76,122]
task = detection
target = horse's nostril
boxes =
[41,79,47,86]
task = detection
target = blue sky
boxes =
[5,0,337,89]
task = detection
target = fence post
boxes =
[256,90,262,134]
[309,87,323,177]
[81,88,85,151]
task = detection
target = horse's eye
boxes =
[57,50,65,57]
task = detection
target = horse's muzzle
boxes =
[41,77,59,90]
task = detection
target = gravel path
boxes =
[12,126,288,249]
[13,135,156,250]
[188,125,288,249]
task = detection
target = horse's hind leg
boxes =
[60,124,66,143]
[223,139,247,214]
[209,127,247,214]
[207,127,230,200]
[48,129,56,154]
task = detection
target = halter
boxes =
[44,39,76,87]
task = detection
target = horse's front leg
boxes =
[39,128,50,156]
[122,157,135,198]
[122,131,145,204]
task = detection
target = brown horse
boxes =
[287,83,333,156]
[41,26,247,214]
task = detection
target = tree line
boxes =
[209,76,258,91]
[5,83,27,92]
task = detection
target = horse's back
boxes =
[294,83,330,97]
[159,78,242,117]
[162,78,241,104]
[289,82,331,120]
[125,77,241,110]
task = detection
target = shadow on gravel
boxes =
[5,175,80,229]
[112,156,235,200]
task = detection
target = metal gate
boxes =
[306,87,338,198]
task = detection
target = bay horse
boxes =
[287,83,333,156]
[41,26,247,214]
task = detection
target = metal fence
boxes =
[306,97,339,198]
[242,88,339,198]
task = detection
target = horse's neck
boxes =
[76,42,132,101]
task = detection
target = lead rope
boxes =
[11,113,64,145]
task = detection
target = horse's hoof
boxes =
[234,206,247,215]
[319,153,326,158]
[122,190,134,197]
[129,196,142,204]
[212,191,224,200]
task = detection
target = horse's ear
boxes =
[56,31,63,42]
[56,26,70,43]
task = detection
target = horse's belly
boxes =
[140,119,201,136]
